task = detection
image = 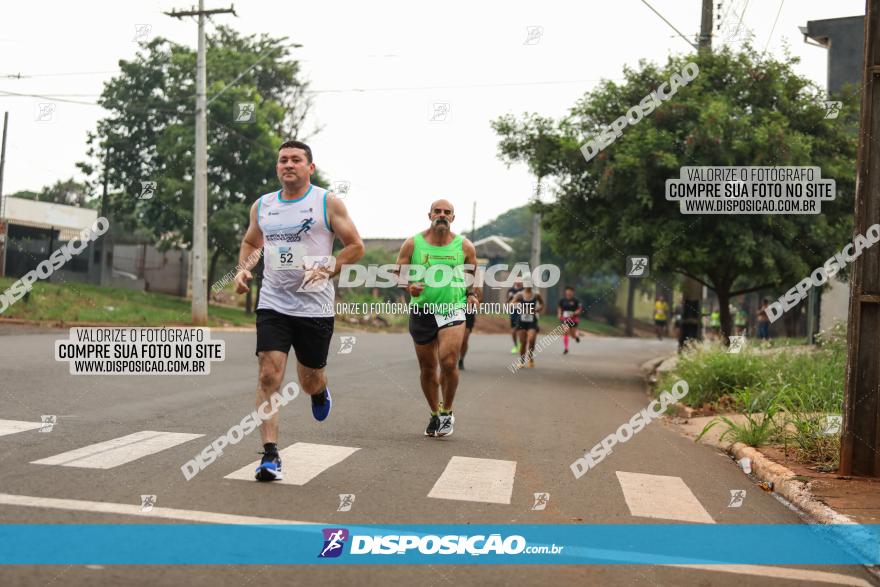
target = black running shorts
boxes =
[465,309,476,330]
[409,310,465,345]
[255,309,334,369]
[517,316,539,331]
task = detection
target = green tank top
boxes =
[409,232,467,315]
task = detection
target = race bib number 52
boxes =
[266,244,306,271]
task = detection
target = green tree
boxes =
[493,45,858,340]
[78,26,324,292]
[9,179,93,208]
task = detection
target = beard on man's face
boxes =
[433,217,449,228]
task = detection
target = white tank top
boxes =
[256,184,335,317]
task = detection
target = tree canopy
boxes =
[78,26,324,286]
[493,45,859,336]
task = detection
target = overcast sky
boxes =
[0,0,866,238]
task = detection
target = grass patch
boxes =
[696,387,783,446]
[660,324,846,465]
[0,277,254,326]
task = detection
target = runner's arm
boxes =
[462,238,479,301]
[234,200,264,293]
[326,195,365,278]
[536,294,545,313]
[557,299,563,320]
[393,237,421,296]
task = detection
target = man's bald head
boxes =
[430,199,454,213]
[428,199,455,232]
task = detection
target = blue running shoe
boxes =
[311,388,332,421]
[254,452,283,482]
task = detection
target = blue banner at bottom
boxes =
[1,524,878,565]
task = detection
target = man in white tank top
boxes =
[234,140,364,481]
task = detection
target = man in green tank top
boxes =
[394,199,478,438]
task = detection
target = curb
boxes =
[644,353,880,575]
[645,355,880,574]
[725,442,854,525]
[643,353,855,526]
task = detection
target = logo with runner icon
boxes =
[291,218,315,242]
[337,494,356,512]
[337,336,357,355]
[318,528,349,558]
[531,492,550,511]
[626,256,649,278]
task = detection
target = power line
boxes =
[307,77,625,94]
[764,0,785,53]
[0,89,100,106]
[1,76,624,108]
[736,0,750,34]
[639,0,698,50]
[206,43,299,106]
[2,70,119,79]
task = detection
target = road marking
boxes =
[428,456,517,504]
[224,442,360,485]
[31,431,204,469]
[616,471,715,524]
[0,419,43,437]
[670,564,872,586]
[0,493,314,525]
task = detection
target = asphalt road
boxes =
[0,327,875,587]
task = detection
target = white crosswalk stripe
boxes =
[616,471,715,524]
[31,431,204,469]
[20,428,726,525]
[224,442,360,485]
[428,456,517,504]
[0,419,44,437]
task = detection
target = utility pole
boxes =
[471,201,476,237]
[0,112,8,278]
[97,150,111,286]
[530,179,542,305]
[699,0,713,50]
[675,1,714,346]
[841,0,880,477]
[166,1,236,325]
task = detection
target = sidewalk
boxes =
[644,356,880,526]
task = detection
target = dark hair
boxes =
[278,140,312,163]
[565,285,575,291]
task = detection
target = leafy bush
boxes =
[658,324,845,411]
[663,322,847,464]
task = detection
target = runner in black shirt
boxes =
[506,278,523,354]
[557,286,582,355]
